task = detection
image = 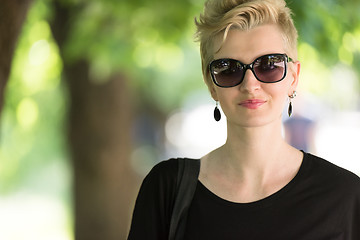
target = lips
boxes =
[239,99,266,109]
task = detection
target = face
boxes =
[209,24,300,128]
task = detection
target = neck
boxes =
[200,118,303,203]
[219,118,292,176]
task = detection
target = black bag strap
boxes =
[168,158,200,240]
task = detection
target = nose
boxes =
[239,68,261,92]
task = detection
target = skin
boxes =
[199,24,303,203]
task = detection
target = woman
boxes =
[128,0,360,239]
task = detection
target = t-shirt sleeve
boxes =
[343,172,360,239]
[127,159,179,240]
[300,153,360,239]
[324,160,360,240]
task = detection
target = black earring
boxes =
[214,101,221,121]
[288,101,293,117]
[288,91,297,117]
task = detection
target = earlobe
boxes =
[209,84,219,101]
[205,73,219,101]
[210,86,219,101]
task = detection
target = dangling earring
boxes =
[214,101,221,121]
[288,91,297,117]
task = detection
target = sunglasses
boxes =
[209,53,293,88]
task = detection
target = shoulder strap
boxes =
[168,158,200,240]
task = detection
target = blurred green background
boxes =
[1,0,360,239]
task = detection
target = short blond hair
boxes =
[195,0,298,86]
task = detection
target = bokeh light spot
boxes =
[338,45,353,65]
[155,44,184,72]
[16,98,39,129]
[29,39,51,66]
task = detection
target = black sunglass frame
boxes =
[209,53,294,88]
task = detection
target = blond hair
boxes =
[195,0,298,85]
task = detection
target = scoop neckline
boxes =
[197,151,309,209]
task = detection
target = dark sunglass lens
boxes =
[254,55,286,82]
[211,59,244,87]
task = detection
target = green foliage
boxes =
[53,0,360,111]
[0,0,68,194]
[288,0,360,65]
[46,0,205,112]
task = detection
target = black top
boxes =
[128,152,360,240]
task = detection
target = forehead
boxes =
[213,24,286,62]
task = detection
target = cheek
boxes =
[216,89,236,102]
[273,76,294,96]
[215,90,238,114]
[262,83,290,108]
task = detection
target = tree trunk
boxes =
[50,2,140,239]
[0,0,33,115]
[66,61,139,239]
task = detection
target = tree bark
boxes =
[50,2,140,239]
[0,0,33,115]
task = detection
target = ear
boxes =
[208,83,219,101]
[205,73,219,101]
[289,60,300,94]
